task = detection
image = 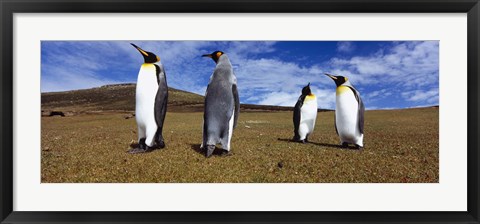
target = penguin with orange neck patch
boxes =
[201,51,240,158]
[325,73,364,149]
[293,83,318,143]
[128,43,168,154]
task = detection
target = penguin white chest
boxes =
[336,86,360,143]
[299,95,318,138]
[135,64,159,130]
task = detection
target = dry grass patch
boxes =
[42,108,438,183]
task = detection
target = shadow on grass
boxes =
[190,144,203,155]
[277,138,360,150]
[277,138,295,143]
[127,142,163,154]
[129,142,140,149]
[190,144,230,157]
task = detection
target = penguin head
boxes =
[301,83,312,96]
[202,51,224,63]
[131,43,160,64]
[325,73,348,87]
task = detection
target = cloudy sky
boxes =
[41,41,439,110]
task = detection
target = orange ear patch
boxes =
[216,52,223,57]
[305,94,316,101]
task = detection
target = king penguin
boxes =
[128,43,168,154]
[325,73,364,149]
[201,51,240,158]
[293,83,318,143]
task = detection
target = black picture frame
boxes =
[1,0,479,223]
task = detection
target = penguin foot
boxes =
[355,144,364,150]
[205,145,215,158]
[293,138,307,144]
[156,140,165,149]
[301,139,307,144]
[128,147,149,154]
[128,142,156,154]
[341,142,349,148]
[220,149,232,157]
[292,135,300,142]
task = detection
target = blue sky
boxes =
[41,41,439,110]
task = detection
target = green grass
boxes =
[41,108,438,183]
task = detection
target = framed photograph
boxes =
[1,0,479,223]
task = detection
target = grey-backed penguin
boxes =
[201,51,240,158]
[325,73,364,149]
[128,43,168,154]
[293,83,318,143]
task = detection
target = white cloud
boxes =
[401,88,439,104]
[337,41,355,53]
[231,57,338,108]
[364,88,393,101]
[41,64,124,92]
[256,91,299,106]
[41,41,140,92]
[328,41,439,88]
[227,41,276,59]
[254,87,335,109]
[314,88,336,109]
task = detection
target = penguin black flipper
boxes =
[202,84,210,148]
[232,83,240,129]
[348,86,365,134]
[154,65,168,148]
[357,95,365,134]
[293,95,305,141]
[334,113,339,135]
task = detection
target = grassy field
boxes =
[41,107,438,183]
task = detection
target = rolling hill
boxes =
[41,83,322,115]
[42,84,202,113]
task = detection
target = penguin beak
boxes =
[202,54,213,58]
[131,43,149,57]
[307,82,310,86]
[324,73,337,80]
